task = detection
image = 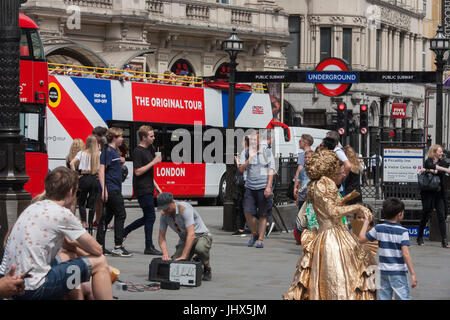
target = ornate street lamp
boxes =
[429,24,450,145]
[0,0,31,259]
[222,27,243,232]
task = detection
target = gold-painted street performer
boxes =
[283,151,377,300]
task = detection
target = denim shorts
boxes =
[242,188,273,217]
[378,273,411,300]
[13,256,92,300]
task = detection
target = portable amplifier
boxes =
[169,260,202,287]
[148,258,202,287]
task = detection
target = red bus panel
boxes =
[24,152,48,198]
[154,163,206,197]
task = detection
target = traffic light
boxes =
[347,110,357,134]
[360,104,368,135]
[336,103,347,135]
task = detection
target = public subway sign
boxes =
[235,71,437,83]
[383,148,424,183]
[391,103,407,119]
[445,0,450,37]
[313,58,353,97]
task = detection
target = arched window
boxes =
[171,59,194,76]
[215,62,230,78]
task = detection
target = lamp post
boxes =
[429,24,450,146]
[0,0,31,260]
[222,27,243,232]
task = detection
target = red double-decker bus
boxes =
[19,13,49,197]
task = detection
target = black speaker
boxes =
[148,258,171,282]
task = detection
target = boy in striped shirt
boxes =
[358,197,417,300]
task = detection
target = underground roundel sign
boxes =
[314,58,352,97]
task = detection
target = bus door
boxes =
[19,108,48,198]
[154,124,206,198]
[105,121,134,198]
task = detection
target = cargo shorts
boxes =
[172,233,212,266]
[242,188,273,217]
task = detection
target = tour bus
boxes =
[19,13,49,197]
[44,66,332,204]
[44,65,283,204]
[18,15,329,203]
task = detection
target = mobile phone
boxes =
[20,268,33,279]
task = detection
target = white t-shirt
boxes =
[75,151,99,172]
[334,147,349,163]
[0,200,86,290]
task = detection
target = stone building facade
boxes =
[278,0,433,156]
[20,0,290,76]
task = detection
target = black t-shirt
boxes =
[133,145,155,198]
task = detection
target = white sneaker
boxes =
[111,246,133,257]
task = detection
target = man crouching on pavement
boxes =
[157,192,212,281]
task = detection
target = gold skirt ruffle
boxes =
[283,225,377,300]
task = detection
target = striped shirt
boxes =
[366,222,410,275]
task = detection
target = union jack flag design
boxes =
[252,105,264,114]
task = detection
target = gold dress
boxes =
[283,176,376,300]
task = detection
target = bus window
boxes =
[106,122,132,160]
[20,29,30,58]
[29,30,45,61]
[165,127,196,163]
[20,112,41,152]
[119,127,131,160]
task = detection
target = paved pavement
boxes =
[104,202,450,300]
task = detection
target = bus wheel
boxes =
[217,174,226,206]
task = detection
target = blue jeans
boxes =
[378,273,411,300]
[13,256,91,300]
[124,193,156,249]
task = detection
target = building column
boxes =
[332,25,343,59]
[202,54,215,77]
[381,25,389,70]
[393,29,400,71]
[415,35,423,71]
[352,27,361,69]
[155,49,170,74]
[410,34,416,71]
[368,27,377,70]
[314,25,321,64]
[404,33,411,71]
[387,28,394,71]
[360,26,367,69]
[300,16,308,68]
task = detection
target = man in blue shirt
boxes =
[96,127,132,257]
[239,131,276,249]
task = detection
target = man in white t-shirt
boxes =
[0,167,113,300]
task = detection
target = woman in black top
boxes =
[419,144,450,248]
[343,146,363,205]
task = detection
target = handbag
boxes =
[418,171,441,191]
